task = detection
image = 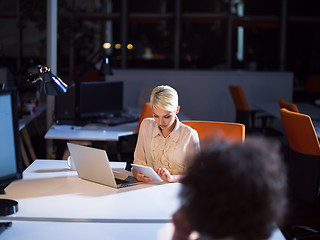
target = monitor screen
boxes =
[79,81,123,118]
[0,88,22,192]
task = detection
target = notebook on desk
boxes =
[67,143,141,188]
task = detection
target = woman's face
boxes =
[152,106,180,131]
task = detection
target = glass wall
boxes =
[0,0,319,85]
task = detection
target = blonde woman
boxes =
[132,85,200,183]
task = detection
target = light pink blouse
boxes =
[133,118,200,175]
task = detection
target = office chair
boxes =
[136,102,153,133]
[278,98,299,113]
[181,120,245,149]
[229,85,274,135]
[118,102,153,170]
[280,108,320,202]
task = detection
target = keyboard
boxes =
[95,116,138,126]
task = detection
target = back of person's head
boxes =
[179,137,287,240]
[150,85,178,112]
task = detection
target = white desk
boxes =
[254,101,320,120]
[0,160,286,240]
[0,220,286,240]
[45,122,137,141]
[253,101,320,136]
[0,220,173,240]
[0,160,179,221]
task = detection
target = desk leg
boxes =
[62,147,70,160]
[20,128,36,161]
[20,135,30,167]
[46,139,55,159]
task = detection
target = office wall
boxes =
[108,70,294,122]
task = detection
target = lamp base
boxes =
[0,199,18,216]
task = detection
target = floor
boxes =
[280,199,320,239]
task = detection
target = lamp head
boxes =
[27,65,68,96]
[97,57,113,76]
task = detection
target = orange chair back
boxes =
[280,108,320,156]
[229,85,249,111]
[182,120,245,147]
[136,102,153,133]
[278,98,299,113]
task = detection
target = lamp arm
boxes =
[75,49,102,80]
[17,74,41,90]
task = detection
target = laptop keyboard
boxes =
[115,178,127,184]
[115,177,140,188]
[115,178,131,187]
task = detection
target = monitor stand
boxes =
[0,187,18,216]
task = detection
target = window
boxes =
[0,0,319,86]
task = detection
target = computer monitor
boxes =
[0,87,23,216]
[79,81,123,119]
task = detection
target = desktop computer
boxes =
[55,81,138,126]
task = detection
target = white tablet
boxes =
[131,164,164,182]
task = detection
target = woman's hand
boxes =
[132,168,153,182]
[157,168,175,182]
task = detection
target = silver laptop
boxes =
[67,143,141,188]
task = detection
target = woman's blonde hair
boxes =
[150,85,178,112]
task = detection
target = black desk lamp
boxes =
[76,49,113,82]
[23,65,68,96]
[95,54,113,77]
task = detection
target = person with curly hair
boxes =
[172,137,287,240]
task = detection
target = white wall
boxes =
[108,70,294,122]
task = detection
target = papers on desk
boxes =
[51,124,109,131]
[80,124,109,131]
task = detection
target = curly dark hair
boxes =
[179,137,287,240]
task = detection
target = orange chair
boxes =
[229,85,251,126]
[280,108,320,156]
[278,98,299,113]
[229,85,249,112]
[181,120,245,149]
[229,85,272,131]
[280,108,320,202]
[136,102,153,133]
